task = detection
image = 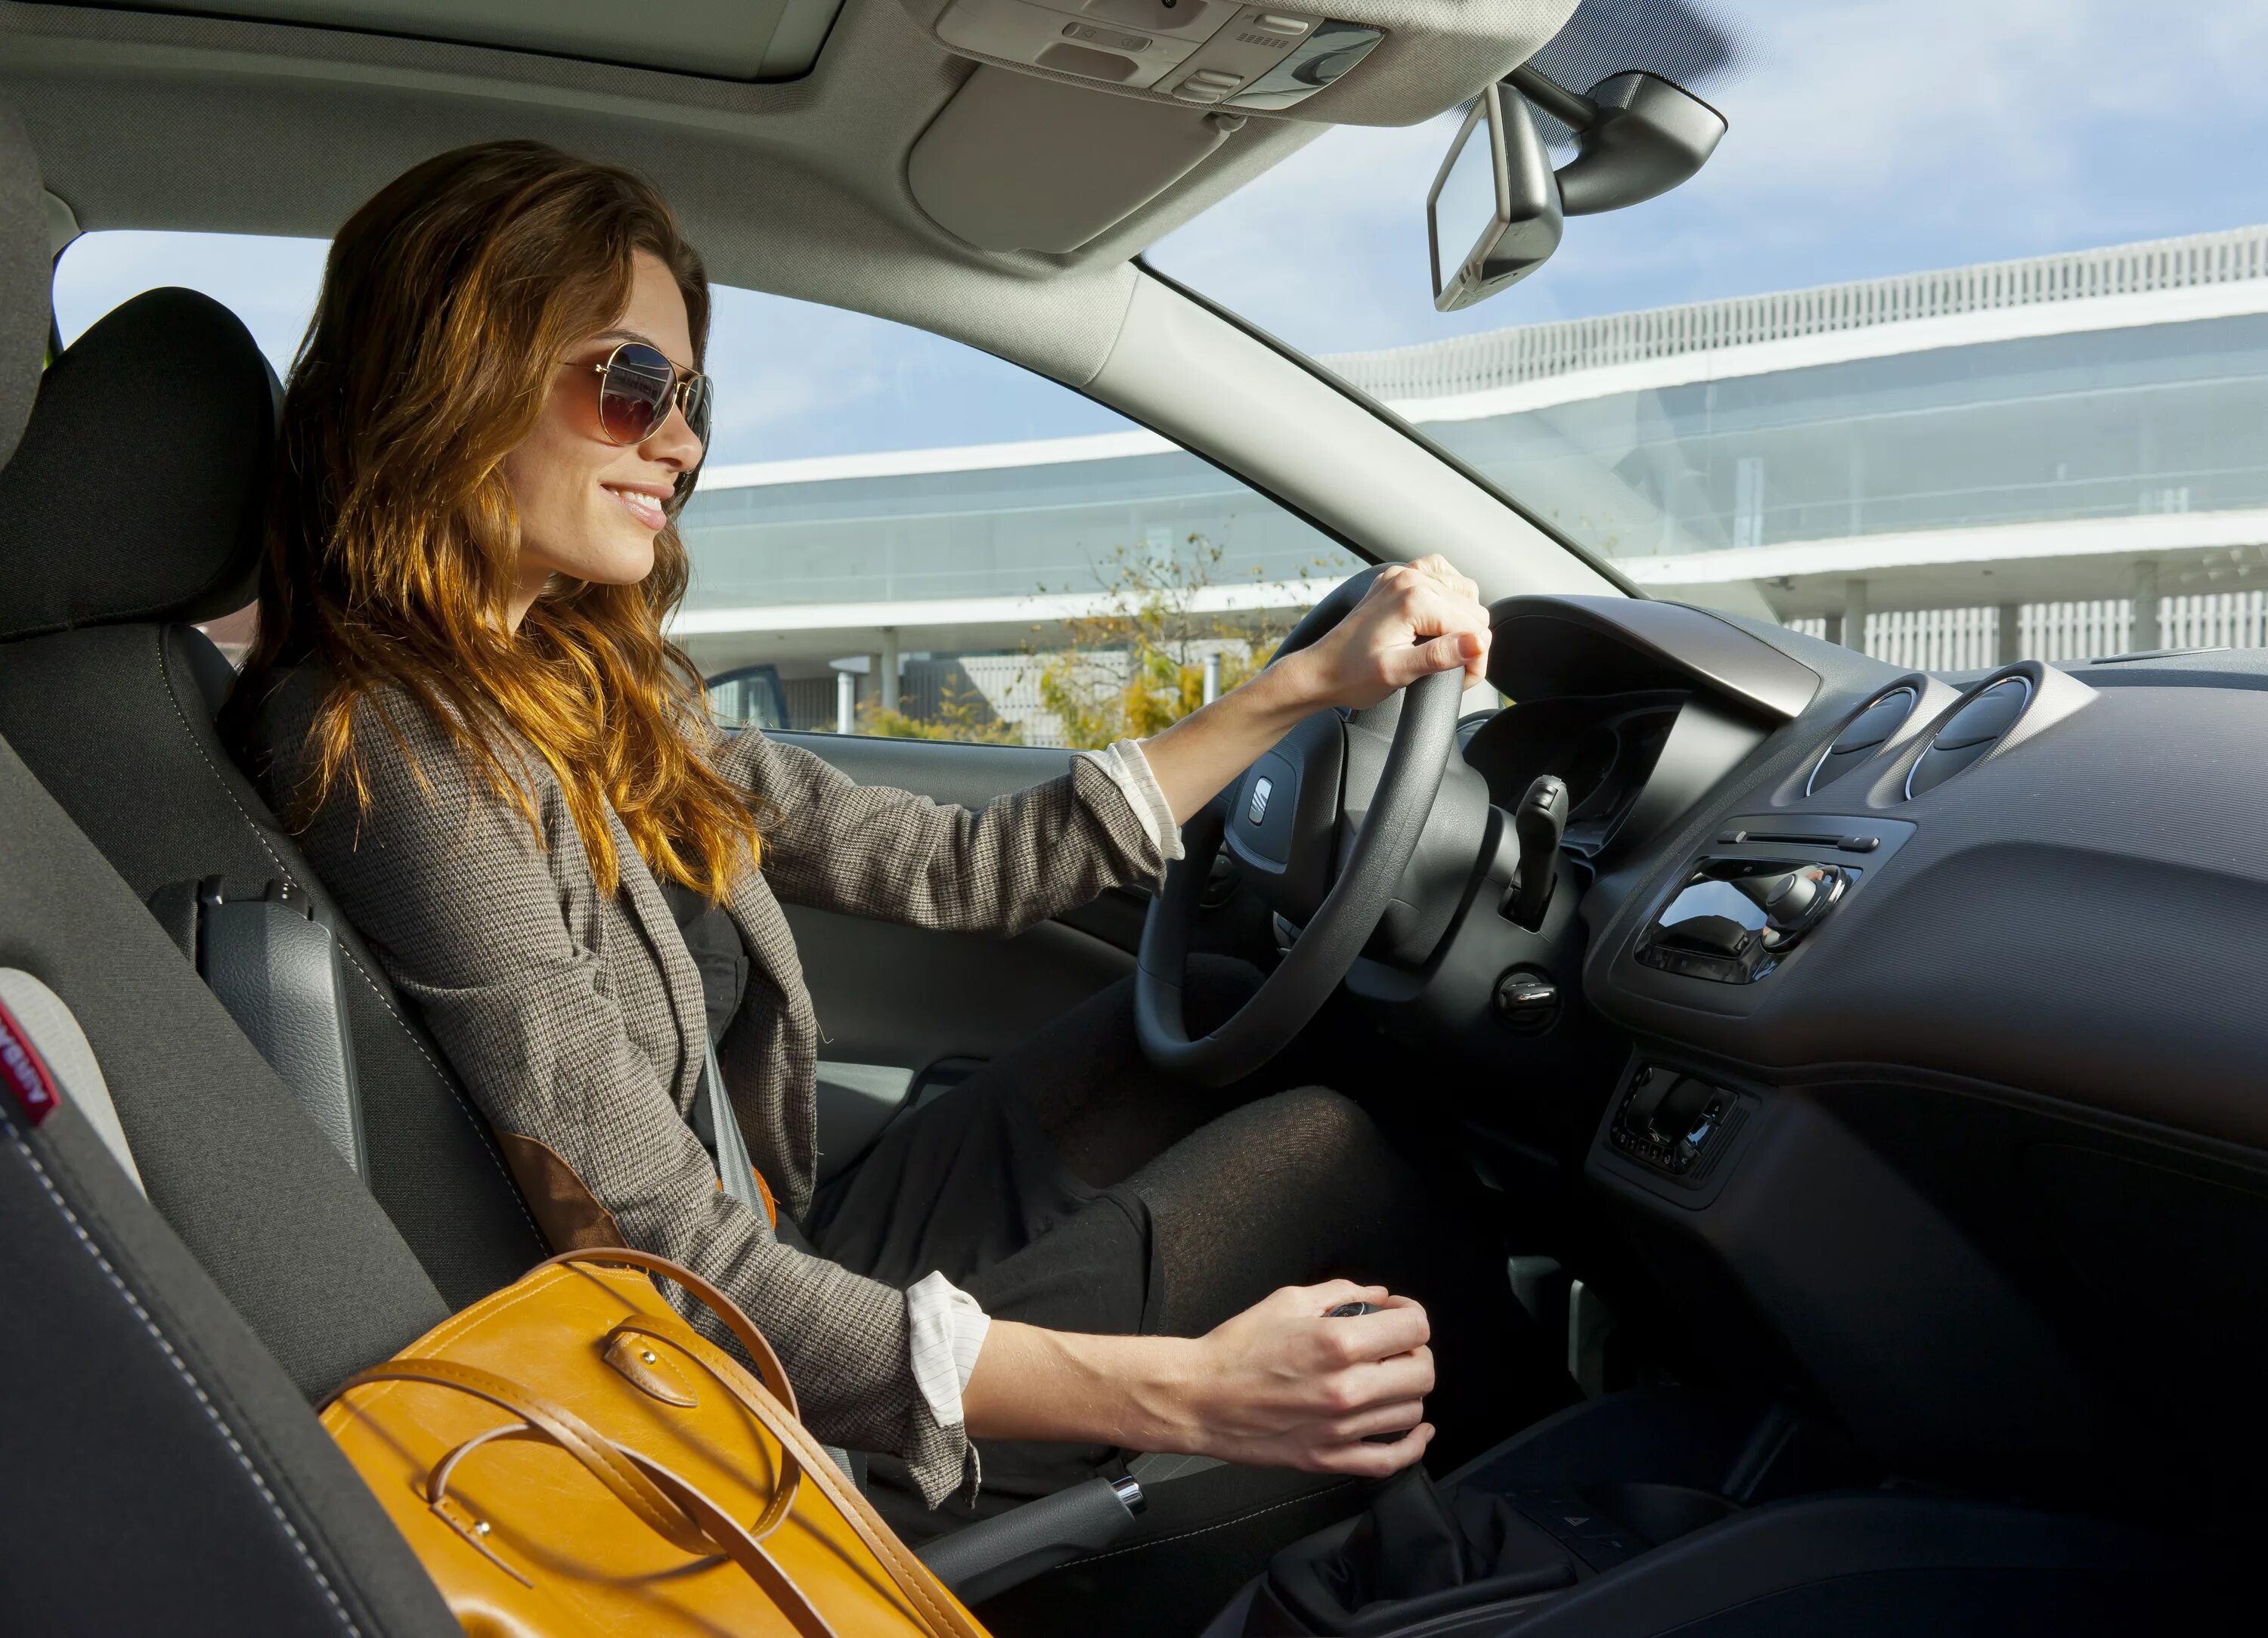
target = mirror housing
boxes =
[1426,65,1726,312]
[1428,82,1564,314]
[1508,65,1727,217]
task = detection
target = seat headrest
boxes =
[0,288,279,643]
[0,103,46,469]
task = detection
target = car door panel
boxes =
[770,732,1139,1095]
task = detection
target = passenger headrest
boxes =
[0,288,279,643]
[0,102,46,469]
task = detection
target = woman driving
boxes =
[227,140,1507,1533]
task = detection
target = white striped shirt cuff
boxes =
[906,1271,991,1431]
[1077,738,1184,862]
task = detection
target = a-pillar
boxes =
[2130,559,2161,652]
[1842,577,1870,654]
[1996,602,2022,667]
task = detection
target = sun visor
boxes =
[79,0,847,79]
[909,66,1238,252]
[897,0,1582,125]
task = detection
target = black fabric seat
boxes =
[0,101,459,1635]
[0,287,550,1310]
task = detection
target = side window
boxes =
[53,230,327,661]
[49,236,1363,733]
[686,286,1359,746]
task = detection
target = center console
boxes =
[1200,1390,2232,1636]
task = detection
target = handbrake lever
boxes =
[1508,775,1569,930]
[915,1473,1144,1605]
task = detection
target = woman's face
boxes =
[500,249,705,627]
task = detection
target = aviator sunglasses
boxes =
[590,339,713,451]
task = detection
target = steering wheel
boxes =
[1136,568,1467,1085]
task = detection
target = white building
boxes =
[675,223,2268,730]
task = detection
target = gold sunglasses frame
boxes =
[588,341,711,448]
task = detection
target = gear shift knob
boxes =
[1510,776,1569,930]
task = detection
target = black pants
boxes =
[802,958,1555,1536]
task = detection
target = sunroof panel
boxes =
[84,0,843,79]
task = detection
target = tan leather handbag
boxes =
[320,1247,987,1637]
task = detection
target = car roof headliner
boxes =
[2,0,1581,388]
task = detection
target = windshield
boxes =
[1149,0,2268,666]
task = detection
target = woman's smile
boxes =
[602,479,671,531]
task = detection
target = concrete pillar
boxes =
[835,670,856,735]
[1996,602,2022,667]
[1822,613,1842,646]
[1842,577,1871,655]
[1201,652,1222,705]
[876,628,900,716]
[2130,559,2161,652]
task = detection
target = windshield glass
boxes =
[1150,0,2268,665]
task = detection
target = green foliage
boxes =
[857,678,1024,745]
[1033,536,1323,751]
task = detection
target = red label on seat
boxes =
[0,999,59,1126]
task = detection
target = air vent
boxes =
[1904,677,2032,797]
[1806,685,1917,794]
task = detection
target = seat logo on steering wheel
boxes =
[1246,776,1274,827]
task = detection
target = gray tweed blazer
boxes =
[250,670,1165,1503]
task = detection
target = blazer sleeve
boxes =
[280,701,976,1503]
[717,729,1170,930]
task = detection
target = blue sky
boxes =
[53,0,2268,465]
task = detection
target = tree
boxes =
[857,675,1024,744]
[1033,535,1331,751]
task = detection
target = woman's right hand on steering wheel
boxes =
[1286,555,1493,712]
[1133,554,1493,826]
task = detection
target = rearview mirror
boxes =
[1428,66,1726,312]
[1507,66,1726,217]
[1428,82,1563,313]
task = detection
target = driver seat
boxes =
[0,258,1364,1633]
[0,283,551,1310]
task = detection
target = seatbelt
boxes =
[147,878,368,1180]
[699,1038,770,1225]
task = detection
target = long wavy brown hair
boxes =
[228,140,761,899]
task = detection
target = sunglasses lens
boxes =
[684,373,713,451]
[597,342,674,444]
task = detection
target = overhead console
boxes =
[934,0,1380,107]
[900,0,1582,252]
[900,0,1582,122]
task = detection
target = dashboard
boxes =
[1395,594,2268,1512]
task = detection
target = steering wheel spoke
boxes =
[1136,568,1470,1085]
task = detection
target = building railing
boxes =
[1325,223,2268,404]
[1786,591,2268,669]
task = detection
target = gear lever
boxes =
[1508,776,1569,930]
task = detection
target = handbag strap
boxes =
[330,1360,841,1638]
[659,1321,990,1638]
[608,1318,804,1544]
[531,1246,800,1420]
[321,1356,713,1556]
[544,1247,987,1638]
